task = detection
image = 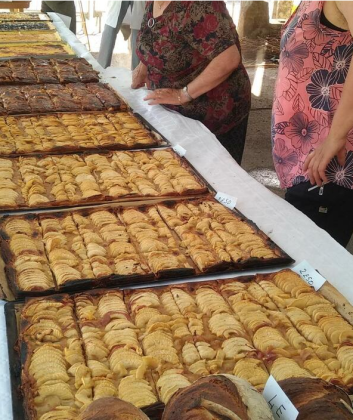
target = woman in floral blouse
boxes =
[132,1,251,164]
[272,1,353,247]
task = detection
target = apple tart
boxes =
[0,42,74,58]
[0,215,55,292]
[21,295,93,420]
[0,31,61,43]
[0,112,160,156]
[74,291,158,408]
[18,270,353,419]
[157,200,281,271]
[0,12,50,21]
[0,57,99,85]
[0,150,206,209]
[0,200,291,296]
[0,82,123,115]
[0,21,55,31]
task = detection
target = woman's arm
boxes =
[304,1,353,186]
[131,62,148,89]
[143,44,241,106]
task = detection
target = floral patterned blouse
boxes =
[272,0,353,189]
[136,1,251,136]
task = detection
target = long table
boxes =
[0,13,353,420]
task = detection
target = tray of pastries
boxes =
[0,149,208,211]
[0,41,74,58]
[0,82,125,115]
[0,12,51,21]
[0,112,167,156]
[0,31,61,43]
[0,57,99,85]
[0,21,56,31]
[0,198,291,299]
[5,269,353,419]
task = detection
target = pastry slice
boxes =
[78,397,150,420]
[162,375,273,420]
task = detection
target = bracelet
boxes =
[182,85,193,101]
[177,90,182,104]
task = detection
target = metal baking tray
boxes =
[5,273,353,420]
[0,12,51,22]
[0,197,292,301]
[0,21,56,31]
[0,148,210,213]
[0,111,170,157]
[0,56,99,86]
[0,31,62,44]
[0,81,127,116]
[0,42,75,59]
[0,54,76,61]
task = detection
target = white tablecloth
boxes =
[1,14,353,420]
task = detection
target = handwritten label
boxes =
[172,144,186,157]
[292,260,326,291]
[215,191,237,210]
[263,376,299,420]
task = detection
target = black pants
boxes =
[216,116,249,165]
[41,1,76,34]
[286,181,353,247]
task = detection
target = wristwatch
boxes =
[182,85,193,101]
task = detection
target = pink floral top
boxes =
[272,1,353,189]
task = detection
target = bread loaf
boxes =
[78,397,150,420]
[279,377,353,420]
[162,374,274,420]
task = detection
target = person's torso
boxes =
[137,1,251,135]
[272,0,353,189]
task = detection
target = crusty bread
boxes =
[279,378,353,420]
[78,397,150,420]
[162,374,273,420]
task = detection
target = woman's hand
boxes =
[303,134,347,186]
[131,62,148,89]
[144,88,190,105]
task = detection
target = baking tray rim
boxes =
[0,196,293,301]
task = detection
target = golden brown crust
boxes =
[78,397,149,420]
[278,377,353,420]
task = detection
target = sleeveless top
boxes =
[136,1,251,136]
[272,1,353,189]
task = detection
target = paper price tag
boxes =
[172,144,186,157]
[263,376,299,420]
[292,260,326,291]
[215,191,237,210]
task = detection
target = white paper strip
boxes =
[292,260,326,291]
[172,144,186,157]
[263,376,299,420]
[215,191,237,210]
